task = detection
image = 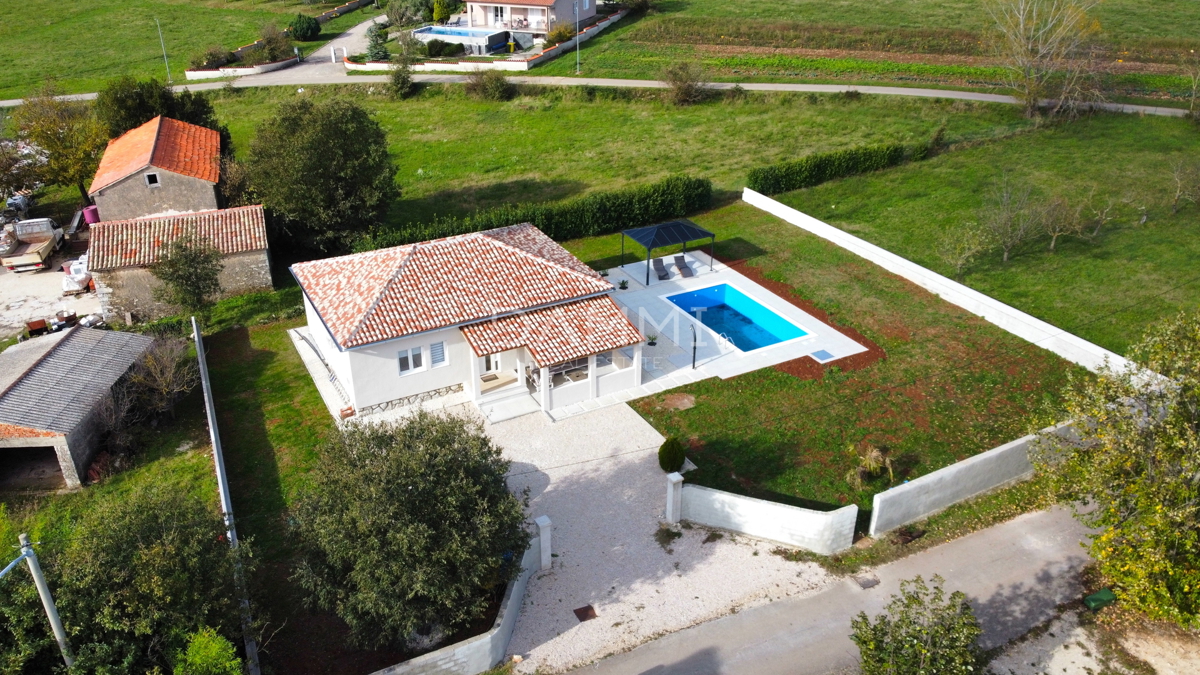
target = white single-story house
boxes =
[465,0,595,35]
[291,224,645,417]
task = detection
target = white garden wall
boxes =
[741,189,1131,375]
[667,475,857,555]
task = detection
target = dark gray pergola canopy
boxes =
[621,219,715,285]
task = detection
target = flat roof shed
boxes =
[0,327,154,489]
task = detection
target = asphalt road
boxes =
[571,507,1093,675]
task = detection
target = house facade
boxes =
[465,0,596,36]
[292,224,645,417]
[88,205,273,322]
[88,116,221,222]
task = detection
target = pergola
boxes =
[620,219,716,286]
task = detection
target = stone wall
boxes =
[91,169,218,222]
[96,250,272,322]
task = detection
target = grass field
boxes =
[562,200,1079,510]
[212,84,1030,224]
[0,0,379,100]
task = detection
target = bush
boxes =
[150,232,225,314]
[389,59,416,98]
[289,13,321,41]
[258,23,294,62]
[545,24,575,46]
[358,174,712,250]
[464,69,512,101]
[662,62,708,106]
[851,575,981,674]
[174,628,242,675]
[387,0,434,25]
[747,143,921,195]
[189,45,232,70]
[425,38,464,58]
[658,436,686,473]
[292,413,531,649]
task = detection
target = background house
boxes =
[88,116,221,222]
[291,224,644,419]
[466,0,596,36]
[0,327,153,490]
[89,205,272,322]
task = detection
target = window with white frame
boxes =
[430,341,447,367]
[398,346,424,375]
[584,0,589,10]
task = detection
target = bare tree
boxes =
[1184,50,1200,118]
[1084,188,1117,239]
[94,378,139,454]
[1040,195,1084,251]
[980,178,1039,262]
[128,338,199,419]
[1169,159,1200,214]
[936,222,991,278]
[987,0,1101,118]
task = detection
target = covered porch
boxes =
[467,1,553,32]
[461,296,645,422]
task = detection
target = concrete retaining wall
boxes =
[741,189,1130,375]
[185,57,300,80]
[346,10,627,73]
[868,423,1075,536]
[667,475,856,555]
[373,537,540,675]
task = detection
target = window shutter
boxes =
[430,341,446,366]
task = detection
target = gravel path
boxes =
[480,404,833,674]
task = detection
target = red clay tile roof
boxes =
[461,295,643,366]
[293,224,614,349]
[88,205,268,271]
[89,116,221,194]
[0,422,59,440]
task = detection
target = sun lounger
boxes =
[652,258,670,281]
[675,255,695,278]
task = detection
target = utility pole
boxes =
[574,0,580,74]
[193,317,261,675]
[155,18,173,84]
[11,535,73,667]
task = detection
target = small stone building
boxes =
[89,205,273,322]
[0,327,154,490]
[88,116,221,222]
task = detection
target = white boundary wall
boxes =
[869,423,1075,536]
[372,537,541,675]
[667,475,857,555]
[185,57,299,80]
[741,188,1131,375]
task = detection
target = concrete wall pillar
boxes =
[52,440,82,490]
[666,472,684,524]
[534,515,552,570]
[468,351,482,401]
[587,354,598,399]
[633,342,644,386]
[540,366,551,410]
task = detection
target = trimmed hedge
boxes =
[658,436,686,473]
[358,175,712,251]
[747,143,926,196]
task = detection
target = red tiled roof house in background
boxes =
[89,205,272,322]
[88,116,222,222]
[291,224,645,419]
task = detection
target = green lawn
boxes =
[562,201,1080,510]
[773,113,1200,355]
[212,84,1030,225]
[0,0,378,100]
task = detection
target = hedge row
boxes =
[747,143,928,196]
[357,175,713,251]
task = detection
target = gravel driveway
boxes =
[479,404,834,674]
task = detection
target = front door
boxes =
[484,353,502,373]
[493,5,505,24]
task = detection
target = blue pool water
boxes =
[414,26,500,37]
[666,284,807,351]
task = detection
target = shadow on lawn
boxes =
[388,177,590,226]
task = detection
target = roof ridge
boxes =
[480,228,605,287]
[344,244,418,346]
[147,116,165,169]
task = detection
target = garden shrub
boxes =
[366,22,391,62]
[174,628,242,675]
[662,62,708,106]
[545,24,575,47]
[465,69,512,101]
[189,46,232,70]
[389,60,416,98]
[658,436,686,473]
[358,174,712,250]
[258,23,294,62]
[851,575,981,674]
[426,38,450,57]
[289,13,321,41]
[747,143,923,195]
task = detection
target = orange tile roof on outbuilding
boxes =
[292,224,616,349]
[88,116,221,194]
[461,296,643,366]
[88,205,268,271]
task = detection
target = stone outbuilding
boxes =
[88,116,221,221]
[89,205,273,322]
[0,327,154,490]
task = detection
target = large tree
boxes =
[9,84,108,203]
[1036,310,1200,628]
[150,232,225,314]
[94,77,232,152]
[246,98,397,252]
[292,412,530,649]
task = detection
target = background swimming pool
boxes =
[666,284,808,351]
[414,26,499,37]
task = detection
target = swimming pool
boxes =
[666,284,808,351]
[414,26,500,37]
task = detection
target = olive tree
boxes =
[10,84,108,203]
[150,232,225,314]
[851,575,982,675]
[292,412,530,650]
[246,98,397,252]
[1035,310,1200,628]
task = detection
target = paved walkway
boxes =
[572,507,1093,675]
